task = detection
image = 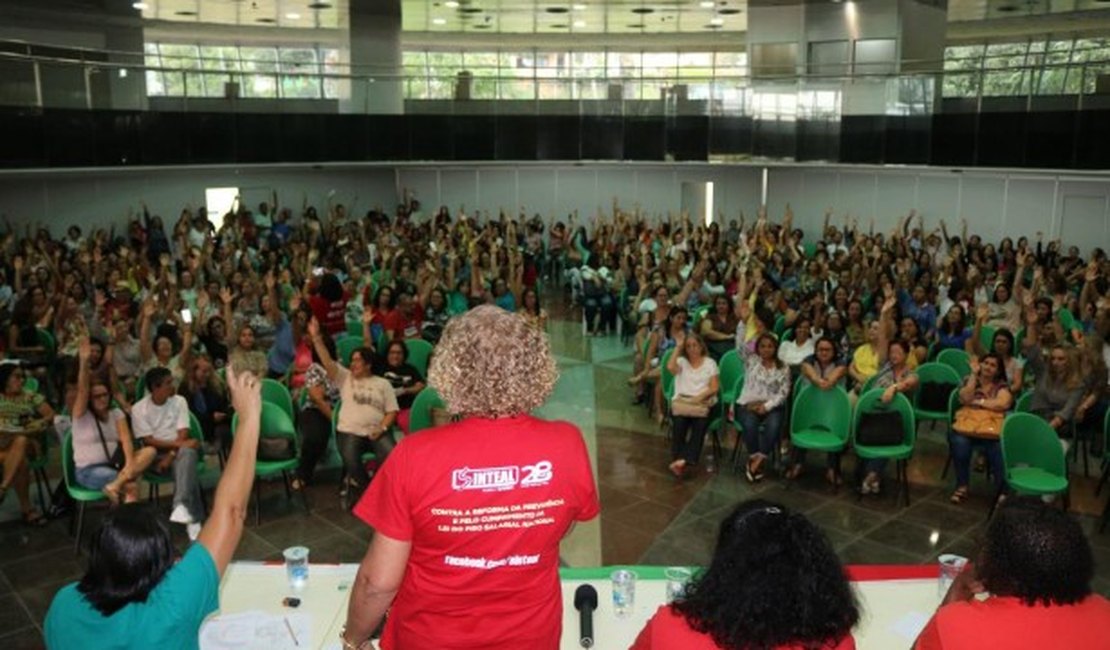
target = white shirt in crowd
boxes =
[674,356,719,399]
[778,338,815,367]
[131,394,191,443]
[72,408,127,469]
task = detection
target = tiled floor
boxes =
[2,293,1109,647]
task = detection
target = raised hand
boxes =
[976,302,989,322]
[226,364,262,416]
[307,317,320,339]
[78,336,92,362]
[219,287,234,305]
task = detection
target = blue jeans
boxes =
[738,406,784,458]
[584,293,615,333]
[949,432,1004,492]
[75,464,118,491]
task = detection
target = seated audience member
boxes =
[131,367,204,539]
[45,366,264,649]
[0,361,54,526]
[376,339,425,433]
[309,272,349,337]
[915,497,1110,650]
[935,304,972,352]
[293,331,340,491]
[72,338,155,503]
[384,289,424,341]
[1021,303,1084,435]
[699,294,737,361]
[735,326,791,483]
[220,288,269,380]
[178,355,231,455]
[789,336,849,484]
[519,286,547,331]
[306,318,398,499]
[948,353,1012,505]
[632,499,859,649]
[666,333,719,478]
[859,295,919,495]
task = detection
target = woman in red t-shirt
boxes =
[339,306,599,650]
[632,499,859,650]
[308,273,349,336]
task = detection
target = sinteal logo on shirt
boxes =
[452,461,553,491]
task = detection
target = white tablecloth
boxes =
[204,563,941,650]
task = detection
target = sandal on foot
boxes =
[950,487,970,504]
[102,483,121,505]
[785,464,804,480]
[290,477,306,492]
[668,460,686,478]
[22,510,48,527]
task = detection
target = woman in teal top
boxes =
[45,366,263,650]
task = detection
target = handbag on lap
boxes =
[855,410,904,446]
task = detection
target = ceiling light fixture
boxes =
[285,12,301,19]
[700,1,715,7]
[433,17,447,24]
[573,19,586,27]
[445,1,459,6]
[573,3,588,9]
[131,2,148,9]
[709,16,723,25]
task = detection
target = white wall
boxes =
[0,163,1107,254]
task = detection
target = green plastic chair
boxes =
[23,376,39,393]
[260,378,295,422]
[718,350,744,408]
[690,304,711,329]
[63,431,109,555]
[978,325,997,353]
[660,349,676,404]
[912,362,962,426]
[989,412,1069,518]
[376,330,392,355]
[803,241,817,259]
[790,385,852,479]
[852,388,917,506]
[1014,390,1034,413]
[338,336,364,365]
[36,328,56,358]
[232,402,305,525]
[940,389,963,480]
[858,373,880,396]
[936,348,972,379]
[409,386,448,434]
[404,339,434,378]
[346,320,363,338]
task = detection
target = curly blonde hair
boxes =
[429,305,559,417]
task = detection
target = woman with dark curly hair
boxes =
[338,305,599,650]
[632,499,859,649]
[915,497,1110,649]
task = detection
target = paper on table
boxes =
[888,611,931,641]
[200,610,311,650]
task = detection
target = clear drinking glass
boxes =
[937,554,968,598]
[611,569,637,618]
[283,546,310,590]
[664,567,693,603]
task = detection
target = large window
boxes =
[144,42,343,99]
[942,37,1110,99]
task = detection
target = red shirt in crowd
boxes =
[914,594,1110,650]
[631,605,856,650]
[384,303,423,340]
[308,292,348,336]
[354,414,600,650]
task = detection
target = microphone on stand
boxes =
[574,584,598,648]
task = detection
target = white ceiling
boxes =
[129,0,1110,35]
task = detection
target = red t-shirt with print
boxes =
[384,304,423,340]
[353,414,600,650]
[914,594,1110,650]
[309,293,348,335]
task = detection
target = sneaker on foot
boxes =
[169,504,194,524]
[186,522,201,541]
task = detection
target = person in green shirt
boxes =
[45,365,263,650]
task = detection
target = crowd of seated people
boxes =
[0,190,1105,530]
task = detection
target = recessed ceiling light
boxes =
[573,19,586,27]
[307,2,332,9]
[699,1,715,7]
[256,17,277,23]
[433,17,447,24]
[131,2,148,9]
[549,23,569,28]
[546,6,569,13]
[709,16,724,25]
[631,7,655,14]
[285,12,301,19]
[445,1,459,6]
[174,9,197,16]
[460,7,482,13]
[718,8,740,14]
[572,3,588,9]
[628,23,645,28]
[704,23,721,29]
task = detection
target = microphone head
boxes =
[574,584,598,610]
